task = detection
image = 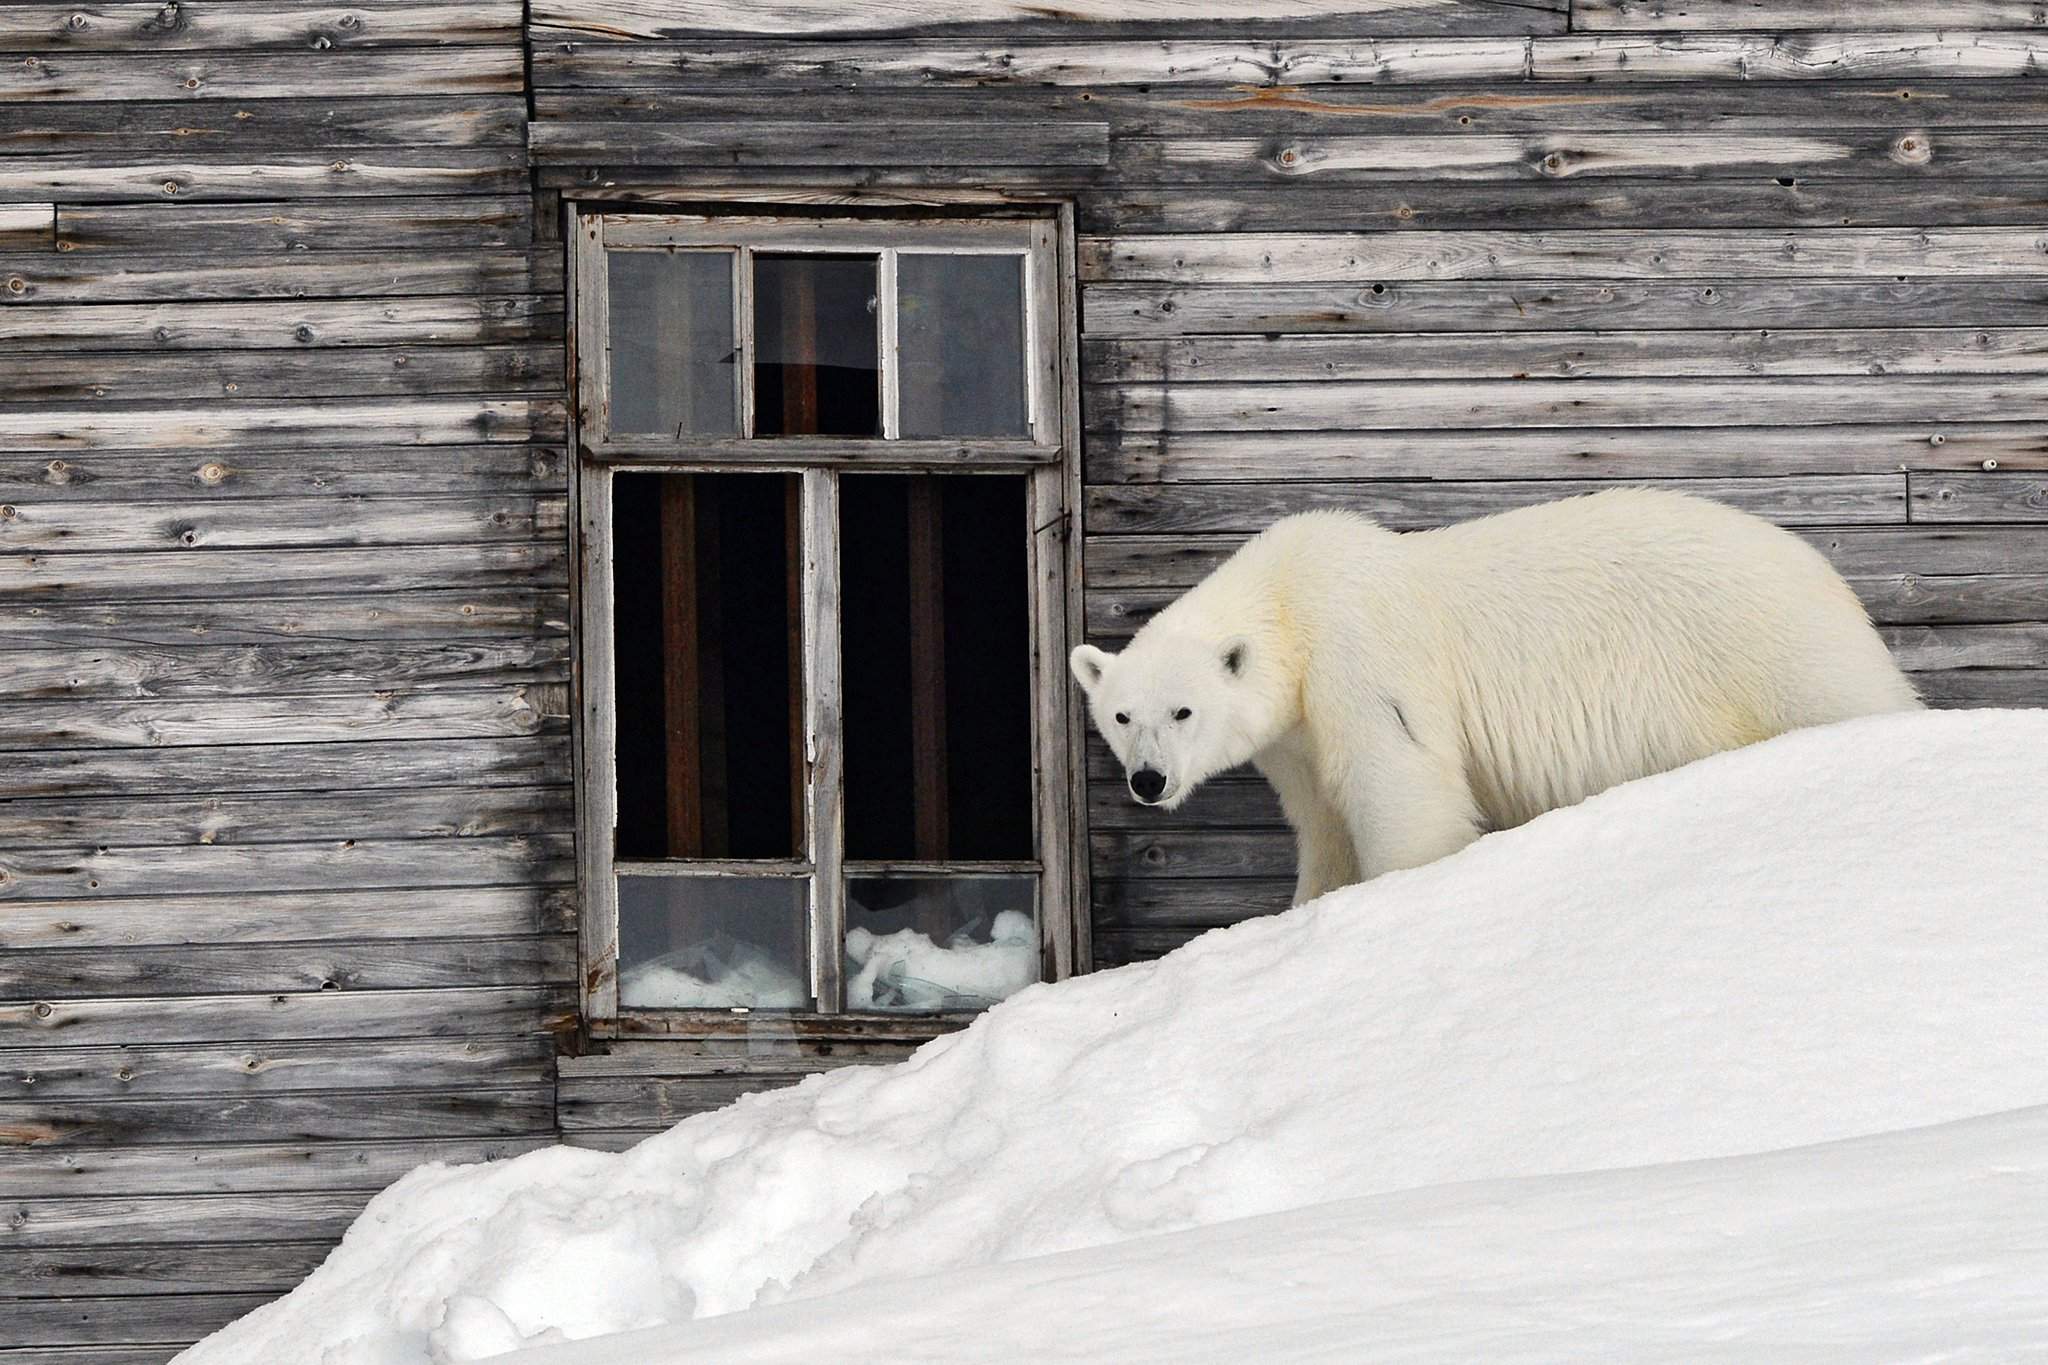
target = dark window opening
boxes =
[753,253,881,437]
[614,472,802,859]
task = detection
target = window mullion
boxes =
[801,468,847,1012]
[879,248,900,440]
[737,246,755,440]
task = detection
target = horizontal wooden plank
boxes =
[0,588,568,648]
[0,1037,553,1101]
[1093,877,1291,928]
[0,735,569,800]
[0,400,564,452]
[1093,829,1291,878]
[1092,377,2048,433]
[0,1349,176,1364]
[0,295,559,350]
[0,1240,331,1298]
[3,542,566,604]
[533,34,2048,88]
[1082,178,2048,234]
[1884,623,2048,671]
[0,985,574,1047]
[5,347,563,404]
[0,784,570,850]
[0,250,556,303]
[1085,331,2048,386]
[531,118,1109,167]
[0,490,565,551]
[0,639,569,702]
[1,885,575,952]
[558,1052,882,1079]
[54,196,532,254]
[1082,279,2048,337]
[1574,1,2048,30]
[0,445,569,504]
[0,2,521,51]
[0,686,550,751]
[2,1085,558,1151]
[0,836,574,902]
[0,95,527,155]
[1,1192,366,1246]
[0,148,527,203]
[1092,926,1216,966]
[1912,668,2048,705]
[1084,229,2048,284]
[0,48,523,101]
[0,1134,552,1196]
[1909,470,2048,522]
[2,1293,279,1348]
[0,202,51,251]
[556,1073,815,1130]
[1084,477,1905,535]
[1090,777,1284,830]
[530,0,1565,40]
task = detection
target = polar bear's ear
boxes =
[1221,638,1250,679]
[1069,644,1113,695]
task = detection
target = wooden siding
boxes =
[0,3,568,1359]
[527,1,2048,987]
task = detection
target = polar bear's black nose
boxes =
[1130,767,1167,803]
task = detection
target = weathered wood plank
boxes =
[0,296,560,351]
[0,150,526,203]
[0,2,522,51]
[531,119,1109,167]
[1082,279,2048,337]
[0,491,566,551]
[0,1037,553,1102]
[1,885,575,952]
[530,0,1566,40]
[0,1134,551,1196]
[0,447,566,502]
[4,348,563,405]
[1912,668,2048,705]
[1111,131,2045,184]
[0,1240,331,1298]
[0,985,574,1048]
[1574,1,2048,30]
[1910,470,2048,522]
[558,1052,881,1078]
[0,250,556,303]
[1093,829,1291,878]
[0,686,550,751]
[0,735,569,800]
[1083,477,1906,535]
[0,203,52,252]
[0,589,568,648]
[1093,876,1291,928]
[1883,623,2048,671]
[1092,378,2048,433]
[1083,179,2048,234]
[1092,926,1218,966]
[0,838,574,902]
[0,48,524,101]
[0,639,569,701]
[1086,332,2048,386]
[2,1294,279,1348]
[54,196,532,254]
[1,1086,558,1151]
[1084,229,2048,284]
[1535,32,2048,81]
[2,542,567,604]
[557,1074,816,1130]
[0,96,527,155]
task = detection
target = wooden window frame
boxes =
[568,204,1087,1039]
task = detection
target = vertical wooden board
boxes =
[1054,205,1091,976]
[802,469,846,1012]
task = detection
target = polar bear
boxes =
[1071,490,1921,905]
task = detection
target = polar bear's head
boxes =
[1069,631,1268,811]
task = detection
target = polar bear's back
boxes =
[1302,489,1919,831]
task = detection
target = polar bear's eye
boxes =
[1174,708,1192,721]
[1114,712,1130,726]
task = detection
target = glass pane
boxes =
[613,472,802,860]
[607,251,737,436]
[846,875,1038,1012]
[898,254,1028,438]
[840,474,1034,862]
[618,875,811,1010]
[753,253,880,436]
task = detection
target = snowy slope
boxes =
[177,709,2048,1365]
[505,1103,2048,1365]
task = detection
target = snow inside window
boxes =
[845,876,1039,1012]
[617,875,810,1011]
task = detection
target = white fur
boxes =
[1070,490,1922,904]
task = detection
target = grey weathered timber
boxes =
[0,640,569,701]
[1,541,567,602]
[0,837,573,900]
[1910,471,2048,522]
[0,1038,555,1101]
[3,887,575,952]
[4,1294,281,1349]
[1,1242,335,1298]
[0,589,569,647]
[4,349,563,403]
[0,97,529,155]
[1,735,570,799]
[0,1138,555,1199]
[0,49,525,102]
[0,151,527,205]
[1574,2,2048,33]
[0,296,561,351]
[54,196,534,253]
[0,250,557,303]
[0,2,523,51]
[0,204,53,251]
[0,491,566,550]
[0,986,575,1049]
[0,1088,559,1149]
[531,120,1111,166]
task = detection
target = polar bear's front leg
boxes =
[1254,734,1359,905]
[1336,729,1487,881]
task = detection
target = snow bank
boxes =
[845,908,1038,1011]
[177,710,2048,1365]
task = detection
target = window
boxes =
[571,210,1082,1032]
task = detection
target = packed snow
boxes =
[177,709,2048,1365]
[844,908,1039,1011]
[617,936,808,1011]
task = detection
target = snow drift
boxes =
[177,709,2048,1364]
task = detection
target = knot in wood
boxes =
[1984,459,2000,471]
[31,1003,51,1019]
[181,76,199,90]
[161,180,182,195]
[312,34,332,49]
[43,460,71,485]
[329,160,350,173]
[1929,433,1946,446]
[66,12,89,31]
[6,276,27,294]
[1891,133,1932,166]
[0,505,16,519]
[197,461,227,484]
[337,11,361,26]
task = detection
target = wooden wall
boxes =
[527,0,2048,976]
[0,3,573,1358]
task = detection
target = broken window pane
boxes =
[753,253,881,437]
[613,472,803,860]
[839,473,1034,862]
[607,251,737,436]
[618,875,811,1010]
[845,875,1039,1012]
[898,254,1029,438]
